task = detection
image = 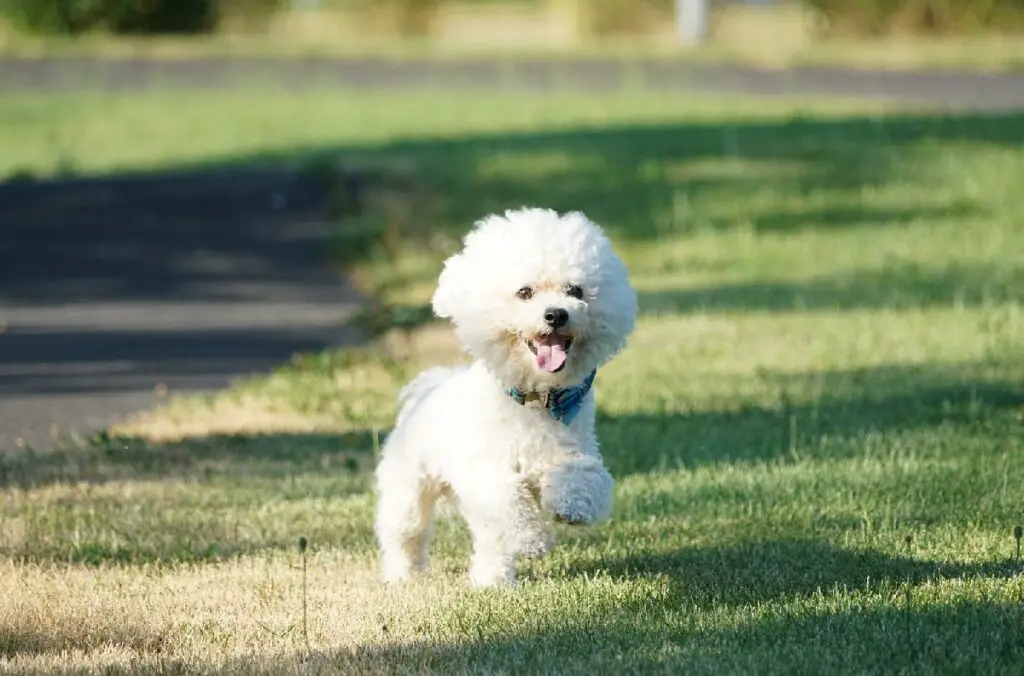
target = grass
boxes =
[1,90,873,180]
[3,84,1024,673]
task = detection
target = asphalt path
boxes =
[2,56,1023,452]
[0,168,362,451]
[2,56,1024,109]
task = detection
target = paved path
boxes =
[3,56,1024,109]
[0,169,362,451]
[2,56,1023,452]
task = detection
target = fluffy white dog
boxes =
[373,207,637,587]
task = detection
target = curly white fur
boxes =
[373,208,637,587]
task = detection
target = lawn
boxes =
[2,85,1024,674]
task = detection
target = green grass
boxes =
[0,90,874,180]
[2,86,1024,674]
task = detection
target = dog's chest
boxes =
[503,406,579,472]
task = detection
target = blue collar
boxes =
[505,370,596,425]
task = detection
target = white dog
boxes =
[373,208,637,587]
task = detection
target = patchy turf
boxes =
[3,88,1024,674]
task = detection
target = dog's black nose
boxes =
[543,307,569,328]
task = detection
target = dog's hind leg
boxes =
[374,460,441,583]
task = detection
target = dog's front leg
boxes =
[511,481,556,559]
[458,478,549,587]
[540,454,614,526]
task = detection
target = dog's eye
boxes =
[564,284,584,299]
[515,286,534,301]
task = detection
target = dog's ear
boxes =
[432,252,465,320]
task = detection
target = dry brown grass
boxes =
[0,555,474,675]
[109,394,343,442]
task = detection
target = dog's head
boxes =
[432,208,637,392]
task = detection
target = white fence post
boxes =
[676,0,709,45]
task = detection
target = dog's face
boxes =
[432,208,637,391]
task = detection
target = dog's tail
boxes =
[394,366,461,427]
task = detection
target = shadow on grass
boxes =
[349,109,1023,245]
[7,600,1022,672]
[0,625,166,660]
[640,262,1024,316]
[0,430,376,490]
[3,538,1021,668]
[600,361,1023,476]
[326,598,1024,674]
[327,255,1024,338]
[57,595,1017,674]
[725,200,983,233]
[561,538,1023,608]
[0,431,381,565]
[3,361,1017,489]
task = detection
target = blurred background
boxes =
[2,0,1024,67]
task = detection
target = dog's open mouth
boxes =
[526,333,574,373]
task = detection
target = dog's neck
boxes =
[505,369,596,426]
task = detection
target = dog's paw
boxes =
[541,457,614,527]
[548,484,610,526]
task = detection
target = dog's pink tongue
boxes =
[535,338,568,373]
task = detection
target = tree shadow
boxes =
[10,596,1023,673]
[361,109,1024,245]
[560,538,1023,609]
[5,360,1015,490]
[0,430,382,564]
[596,361,1023,477]
[639,262,1024,316]
[0,625,166,661]
[733,200,983,233]
[0,430,377,490]
[345,598,1024,674]
[337,250,1024,337]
